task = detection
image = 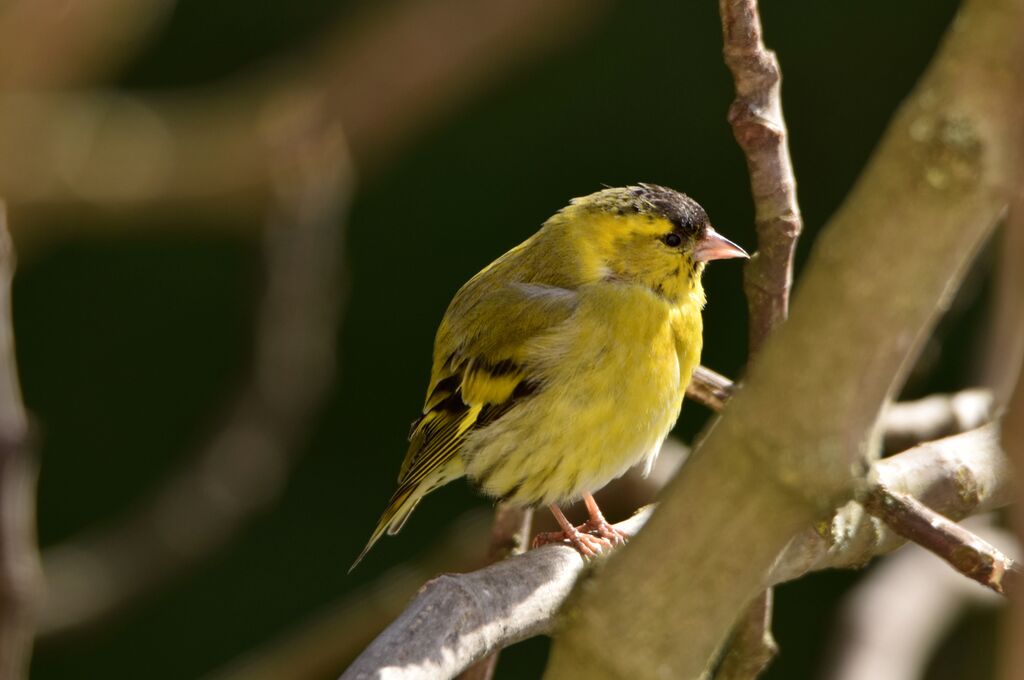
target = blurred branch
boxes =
[979,210,1024,404]
[38,125,352,638]
[0,0,175,89]
[883,388,994,452]
[0,0,609,230]
[341,426,1014,680]
[999,150,1024,678]
[863,486,1021,596]
[0,204,41,680]
[822,518,1008,680]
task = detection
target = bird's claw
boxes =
[532,525,615,559]
[580,518,631,546]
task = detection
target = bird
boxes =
[351,184,747,569]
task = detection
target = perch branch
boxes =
[456,504,533,680]
[38,127,351,638]
[0,203,41,680]
[341,426,1012,680]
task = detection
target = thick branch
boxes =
[0,204,41,680]
[341,427,1012,680]
[545,0,1020,674]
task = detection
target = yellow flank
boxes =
[351,184,745,569]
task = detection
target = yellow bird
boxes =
[352,184,746,569]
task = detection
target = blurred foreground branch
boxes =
[341,425,1013,680]
[0,205,41,679]
[38,128,351,638]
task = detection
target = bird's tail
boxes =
[348,483,423,572]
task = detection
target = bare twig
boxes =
[863,486,1021,596]
[686,365,735,412]
[0,203,41,680]
[38,128,351,638]
[341,426,1013,680]
[822,518,1007,680]
[719,0,803,353]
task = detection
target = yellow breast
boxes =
[463,282,703,506]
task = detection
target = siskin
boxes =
[352,184,746,569]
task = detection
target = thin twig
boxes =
[38,126,352,638]
[0,203,41,680]
[863,485,1021,596]
[342,425,1013,680]
[719,0,803,354]
[686,365,735,412]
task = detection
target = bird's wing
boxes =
[396,283,578,486]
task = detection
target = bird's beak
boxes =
[693,227,749,262]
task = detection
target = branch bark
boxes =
[0,203,41,680]
[544,0,1020,674]
[341,426,1013,680]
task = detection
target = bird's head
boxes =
[558,184,748,304]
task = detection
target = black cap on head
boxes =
[582,184,710,238]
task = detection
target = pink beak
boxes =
[693,227,749,262]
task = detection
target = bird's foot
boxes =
[579,517,631,546]
[532,526,613,559]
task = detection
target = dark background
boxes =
[17,0,997,677]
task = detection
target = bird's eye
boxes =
[662,233,682,248]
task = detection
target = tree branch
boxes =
[38,126,351,638]
[455,504,533,680]
[720,0,803,354]
[0,203,41,680]
[340,426,1013,680]
[863,486,1021,596]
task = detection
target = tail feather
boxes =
[348,484,421,572]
